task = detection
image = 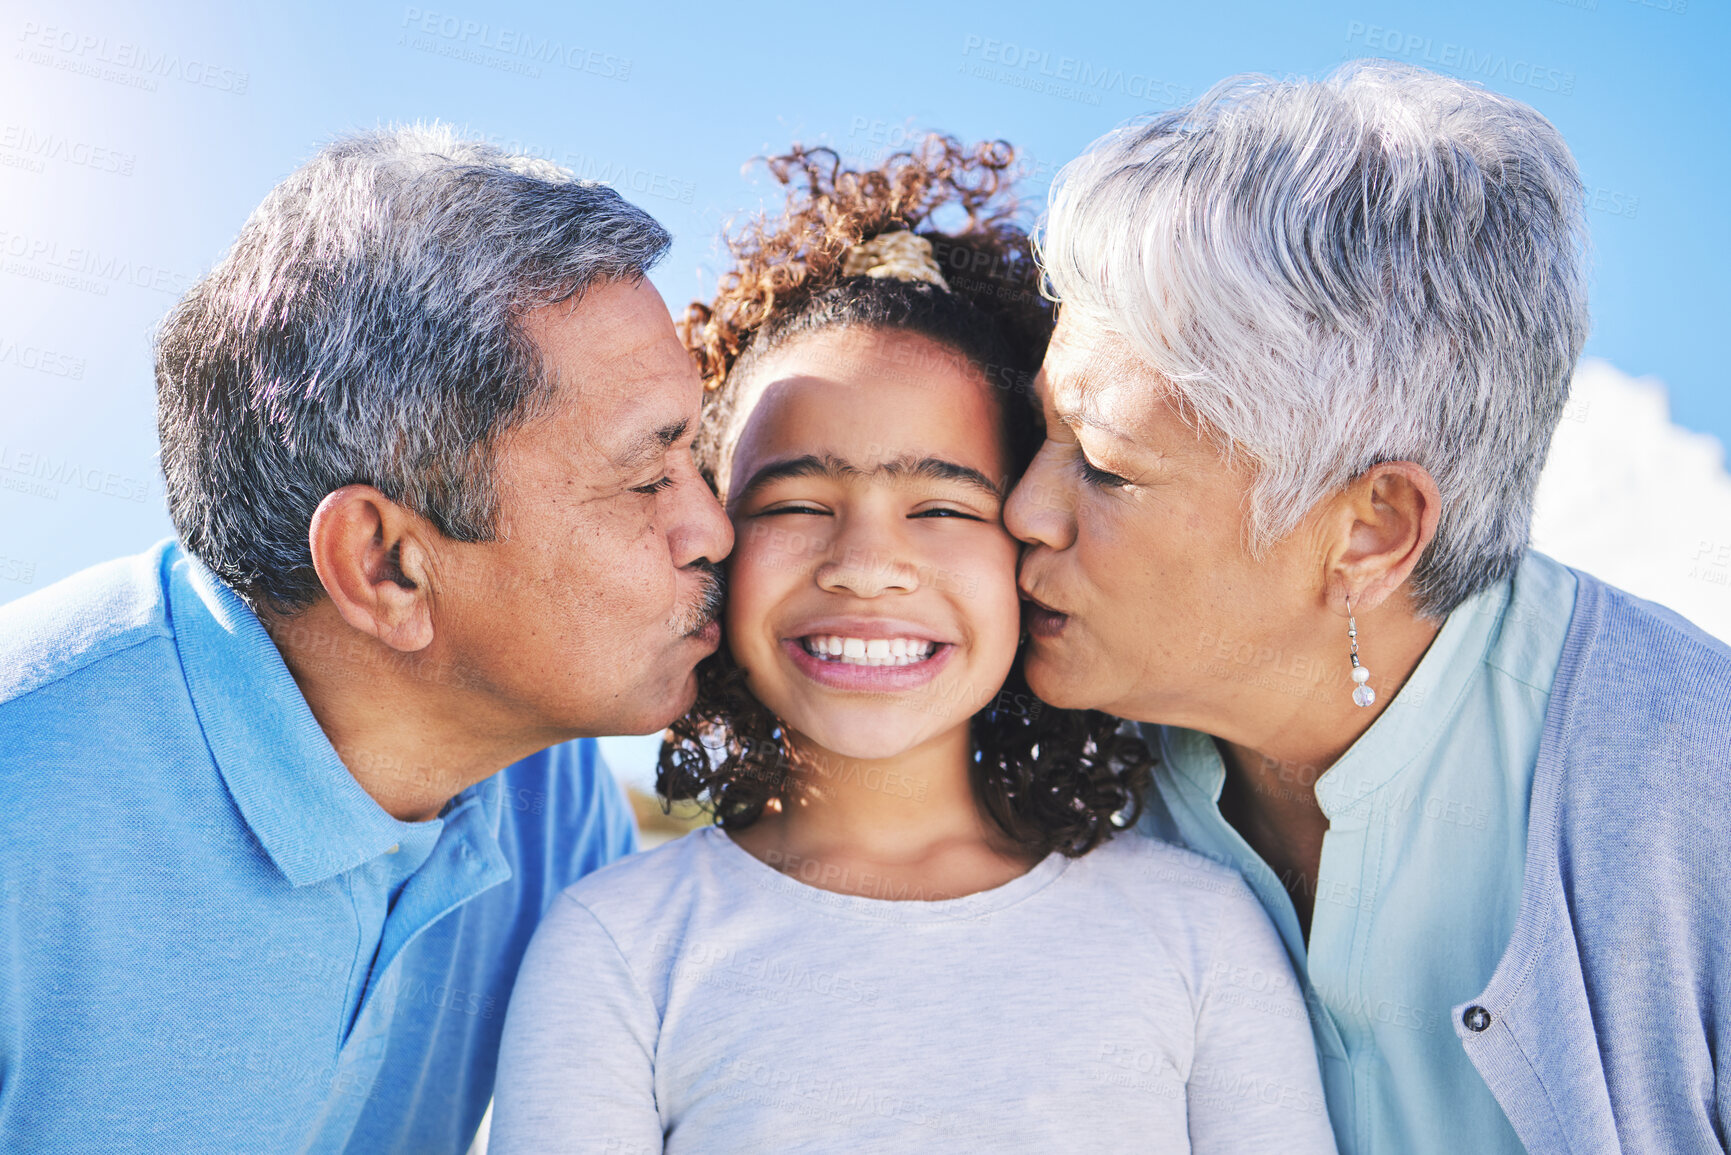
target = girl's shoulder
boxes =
[1063,830,1267,934]
[532,826,820,1010]
[1076,828,1250,890]
[563,824,731,908]
[549,826,742,953]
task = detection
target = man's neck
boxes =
[261,601,556,822]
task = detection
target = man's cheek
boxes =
[588,505,680,604]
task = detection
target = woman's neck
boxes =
[726,721,1043,901]
[1207,601,1444,939]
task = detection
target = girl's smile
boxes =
[719,326,1022,762]
[780,615,957,691]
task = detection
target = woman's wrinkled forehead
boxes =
[1045,312,1141,392]
[1042,313,1194,441]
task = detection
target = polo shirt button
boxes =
[385,844,400,855]
[1462,1005,1492,1033]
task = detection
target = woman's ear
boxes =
[306,485,438,652]
[1321,462,1442,613]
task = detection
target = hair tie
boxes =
[840,230,950,291]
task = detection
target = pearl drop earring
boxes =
[1346,597,1375,708]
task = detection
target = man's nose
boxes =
[670,469,734,569]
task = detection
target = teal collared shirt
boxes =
[0,541,638,1153]
[1141,551,1577,1155]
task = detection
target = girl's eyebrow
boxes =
[734,453,1004,504]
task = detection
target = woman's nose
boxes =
[1004,444,1076,550]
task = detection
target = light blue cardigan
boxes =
[1449,569,1731,1152]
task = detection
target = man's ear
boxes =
[306,485,438,652]
[1320,461,1442,614]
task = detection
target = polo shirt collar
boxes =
[168,548,430,887]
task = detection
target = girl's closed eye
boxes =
[757,502,830,517]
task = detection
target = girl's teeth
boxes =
[802,635,937,666]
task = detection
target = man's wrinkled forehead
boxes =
[519,283,701,469]
[611,413,691,472]
[571,371,697,476]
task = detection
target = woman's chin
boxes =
[1022,647,1097,712]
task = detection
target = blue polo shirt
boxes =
[0,541,639,1153]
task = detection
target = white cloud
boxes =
[1532,358,1731,643]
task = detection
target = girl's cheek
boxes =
[934,527,1019,597]
[724,534,809,638]
[929,535,1022,668]
[738,520,830,575]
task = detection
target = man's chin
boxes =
[554,669,697,741]
[686,618,722,650]
[628,675,701,738]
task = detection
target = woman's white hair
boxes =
[1037,60,1590,616]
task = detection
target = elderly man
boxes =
[1008,62,1731,1154]
[0,127,731,1152]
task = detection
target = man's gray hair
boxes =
[156,123,671,613]
[1037,60,1590,616]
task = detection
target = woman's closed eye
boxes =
[1076,451,1131,489]
[631,475,675,496]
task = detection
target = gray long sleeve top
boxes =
[491,826,1338,1154]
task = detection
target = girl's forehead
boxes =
[732,336,1007,471]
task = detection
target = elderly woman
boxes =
[1007,61,1731,1155]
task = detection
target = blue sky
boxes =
[1,0,1725,602]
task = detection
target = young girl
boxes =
[492,138,1334,1154]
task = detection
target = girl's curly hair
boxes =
[660,134,1152,858]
